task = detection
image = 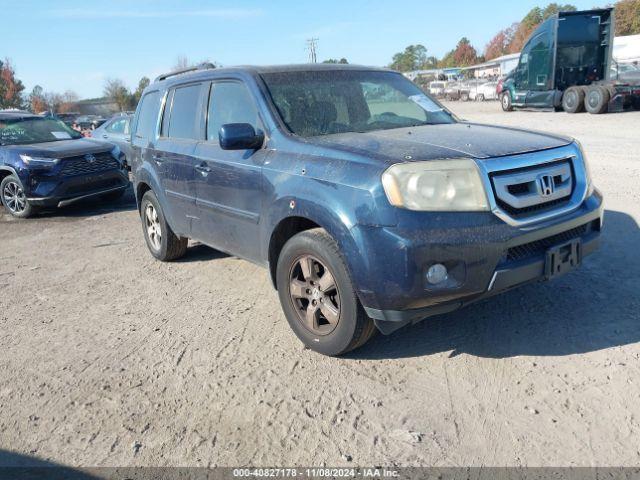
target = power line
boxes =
[306,38,318,63]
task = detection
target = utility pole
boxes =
[306,38,318,63]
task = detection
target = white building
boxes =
[613,34,640,64]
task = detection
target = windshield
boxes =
[0,117,82,146]
[260,70,454,137]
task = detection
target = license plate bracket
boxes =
[545,239,582,279]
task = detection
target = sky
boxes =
[4,0,601,99]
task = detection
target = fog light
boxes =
[426,263,448,285]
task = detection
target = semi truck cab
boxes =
[501,8,640,114]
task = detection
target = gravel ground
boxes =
[1,101,639,469]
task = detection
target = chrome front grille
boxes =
[60,152,119,177]
[490,159,574,217]
[474,144,589,227]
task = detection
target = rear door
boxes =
[154,83,206,235]
[191,79,267,261]
[132,89,161,186]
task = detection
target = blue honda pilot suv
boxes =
[0,111,128,218]
[131,64,603,356]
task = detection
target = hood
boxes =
[2,138,113,158]
[306,122,572,164]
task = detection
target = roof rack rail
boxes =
[155,62,216,82]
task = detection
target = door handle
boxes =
[102,134,108,139]
[152,155,165,164]
[195,164,212,174]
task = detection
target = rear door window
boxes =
[166,84,203,140]
[134,91,160,140]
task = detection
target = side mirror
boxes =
[219,123,264,150]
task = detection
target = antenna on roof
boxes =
[155,62,216,82]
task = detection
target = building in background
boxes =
[613,34,640,64]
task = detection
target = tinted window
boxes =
[207,82,260,141]
[167,84,202,140]
[135,91,160,140]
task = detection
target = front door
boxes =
[192,80,266,262]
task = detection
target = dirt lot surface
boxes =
[1,102,639,469]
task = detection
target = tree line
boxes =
[388,0,640,72]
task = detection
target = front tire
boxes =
[501,92,513,111]
[276,228,376,356]
[1,175,36,218]
[140,190,188,261]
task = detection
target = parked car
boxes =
[131,64,602,356]
[610,61,640,83]
[428,81,446,97]
[90,114,133,168]
[443,83,470,101]
[0,111,129,218]
[75,115,107,130]
[469,81,499,101]
[55,112,81,127]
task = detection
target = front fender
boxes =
[262,188,380,306]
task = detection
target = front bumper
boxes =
[25,169,129,208]
[353,191,603,334]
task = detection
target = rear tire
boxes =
[276,228,376,356]
[562,87,585,113]
[585,86,610,114]
[140,190,188,261]
[1,175,37,218]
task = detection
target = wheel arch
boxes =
[265,201,369,296]
[0,166,19,182]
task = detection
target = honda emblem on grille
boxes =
[85,154,96,163]
[537,174,555,197]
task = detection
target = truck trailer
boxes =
[501,8,640,114]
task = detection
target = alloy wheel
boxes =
[288,255,341,335]
[144,203,162,251]
[2,181,27,214]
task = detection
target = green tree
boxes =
[322,58,349,64]
[0,58,25,109]
[29,85,47,113]
[452,37,479,67]
[389,44,435,71]
[104,78,132,111]
[132,77,150,105]
[615,0,640,35]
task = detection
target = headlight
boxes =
[381,159,489,211]
[19,154,60,168]
[574,140,594,196]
